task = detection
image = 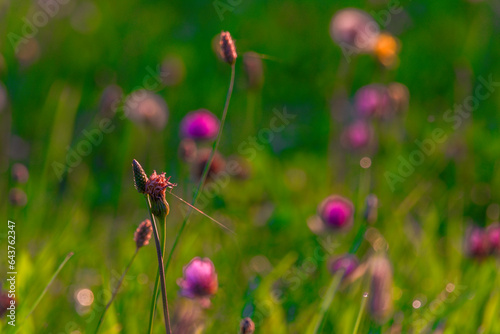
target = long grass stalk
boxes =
[146,196,171,334]
[352,292,368,334]
[307,270,344,334]
[19,252,74,332]
[95,249,138,332]
[147,63,236,333]
[148,214,168,334]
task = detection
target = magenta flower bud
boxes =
[318,195,354,231]
[487,223,500,254]
[329,254,358,279]
[466,226,490,258]
[178,257,218,307]
[354,84,391,118]
[180,109,220,141]
[341,120,373,150]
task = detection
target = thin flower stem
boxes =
[352,292,368,334]
[146,196,172,334]
[25,252,74,320]
[147,216,167,334]
[307,270,344,334]
[168,191,234,234]
[147,63,236,333]
[168,63,235,269]
[95,249,139,333]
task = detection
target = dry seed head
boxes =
[134,219,153,248]
[219,31,237,65]
[132,159,148,193]
[240,317,255,334]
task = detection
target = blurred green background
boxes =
[2,0,500,333]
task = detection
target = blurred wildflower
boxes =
[228,156,252,180]
[487,223,500,254]
[354,84,391,118]
[193,148,226,182]
[243,52,264,90]
[466,226,490,258]
[70,2,101,33]
[160,55,186,86]
[180,109,220,141]
[132,159,148,194]
[330,8,380,54]
[368,255,393,323]
[134,219,153,249]
[329,254,358,280]
[8,135,30,160]
[364,194,378,224]
[240,317,255,334]
[145,171,177,219]
[99,84,123,118]
[0,82,8,113]
[374,32,400,67]
[219,31,237,64]
[387,82,409,114]
[9,188,27,207]
[11,163,29,184]
[172,299,204,333]
[179,138,198,163]
[318,195,354,231]
[177,257,218,308]
[16,38,40,66]
[0,292,14,317]
[341,120,373,150]
[124,90,168,131]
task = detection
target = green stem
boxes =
[352,292,368,334]
[147,216,167,334]
[19,252,73,330]
[146,196,171,334]
[95,249,138,333]
[308,270,344,334]
[147,63,236,333]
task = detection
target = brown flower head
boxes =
[9,188,27,207]
[240,317,255,334]
[243,52,264,90]
[11,163,29,184]
[145,171,177,219]
[368,255,393,323]
[99,84,123,118]
[193,148,226,182]
[134,219,153,248]
[364,194,378,224]
[219,31,237,65]
[132,159,148,194]
[179,138,198,163]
